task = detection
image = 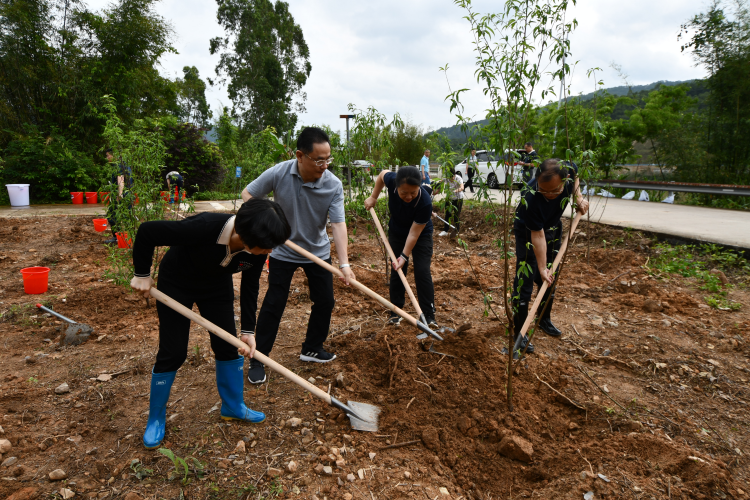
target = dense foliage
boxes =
[210,0,311,136]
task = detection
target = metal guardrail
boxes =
[591,180,750,197]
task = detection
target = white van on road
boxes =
[454,150,525,188]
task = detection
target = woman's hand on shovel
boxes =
[130,276,154,298]
[239,333,257,358]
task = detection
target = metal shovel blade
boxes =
[62,323,94,346]
[330,396,381,432]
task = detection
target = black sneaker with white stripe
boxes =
[247,359,267,384]
[299,348,337,363]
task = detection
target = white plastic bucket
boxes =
[6,184,30,207]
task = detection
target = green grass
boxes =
[648,242,745,310]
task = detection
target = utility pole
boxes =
[340,114,355,198]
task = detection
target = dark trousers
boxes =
[512,222,562,314]
[255,256,335,356]
[465,176,474,193]
[154,276,239,373]
[389,232,435,317]
[444,199,463,232]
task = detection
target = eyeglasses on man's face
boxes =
[305,154,334,167]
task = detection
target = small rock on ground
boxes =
[421,427,440,451]
[0,439,12,454]
[48,469,67,481]
[498,435,534,463]
[54,383,70,394]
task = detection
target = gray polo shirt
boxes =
[246,158,345,263]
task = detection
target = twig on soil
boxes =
[384,335,392,358]
[406,397,416,409]
[577,448,594,475]
[564,338,632,371]
[217,423,229,443]
[413,379,432,397]
[576,364,628,412]
[168,395,186,408]
[389,355,400,389]
[572,324,582,336]
[534,374,585,410]
[379,440,420,450]
[608,269,635,282]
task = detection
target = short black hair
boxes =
[524,142,533,147]
[104,148,113,155]
[536,158,573,183]
[235,199,291,250]
[396,166,422,187]
[296,127,330,154]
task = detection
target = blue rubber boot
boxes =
[143,370,176,449]
[215,357,266,423]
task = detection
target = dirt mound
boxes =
[323,322,739,498]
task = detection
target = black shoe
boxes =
[103,238,117,244]
[513,333,535,355]
[387,313,402,325]
[247,359,266,384]
[538,318,562,337]
[426,317,439,329]
[300,348,337,363]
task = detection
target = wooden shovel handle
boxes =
[148,287,333,405]
[369,208,423,317]
[283,240,422,328]
[519,212,582,337]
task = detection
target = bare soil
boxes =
[0,208,749,500]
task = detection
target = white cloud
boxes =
[85,0,709,132]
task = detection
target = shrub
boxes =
[2,125,101,203]
[162,121,224,194]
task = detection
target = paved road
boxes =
[2,193,749,249]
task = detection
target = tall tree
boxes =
[175,66,212,127]
[209,0,311,135]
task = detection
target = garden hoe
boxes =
[369,208,454,340]
[148,288,381,432]
[36,303,94,346]
[512,212,582,359]
[284,241,443,341]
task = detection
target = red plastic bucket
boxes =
[85,192,98,204]
[93,218,108,232]
[20,267,50,294]
[116,232,132,249]
[70,192,83,204]
[100,192,110,204]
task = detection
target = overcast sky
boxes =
[88,0,710,134]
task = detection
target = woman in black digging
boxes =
[364,166,437,327]
[512,159,588,354]
[129,199,291,449]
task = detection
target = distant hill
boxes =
[430,79,696,142]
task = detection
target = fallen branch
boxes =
[389,355,400,389]
[576,364,628,412]
[379,440,420,451]
[534,374,585,410]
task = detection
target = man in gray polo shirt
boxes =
[242,127,355,384]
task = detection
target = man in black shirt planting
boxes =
[130,199,291,449]
[364,166,438,328]
[511,159,588,353]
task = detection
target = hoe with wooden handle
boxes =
[369,208,428,323]
[149,287,381,432]
[512,212,582,358]
[284,240,443,342]
[369,208,455,341]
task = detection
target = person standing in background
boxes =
[420,150,432,187]
[166,171,184,204]
[465,149,477,194]
[104,149,133,245]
